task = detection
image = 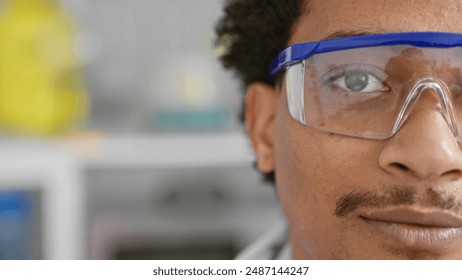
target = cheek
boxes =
[273,95,382,257]
[274,114,344,234]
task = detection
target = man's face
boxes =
[248,0,462,259]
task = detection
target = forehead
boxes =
[290,0,462,45]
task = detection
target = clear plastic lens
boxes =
[286,62,305,124]
[321,64,389,94]
[285,45,462,141]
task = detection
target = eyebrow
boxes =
[322,29,423,56]
[322,28,397,41]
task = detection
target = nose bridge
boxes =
[379,77,462,181]
[391,77,459,140]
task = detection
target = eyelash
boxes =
[321,64,389,94]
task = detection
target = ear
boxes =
[245,82,278,173]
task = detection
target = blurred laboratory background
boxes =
[0,0,282,259]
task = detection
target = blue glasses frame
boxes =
[269,32,462,76]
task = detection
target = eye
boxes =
[343,70,374,91]
[323,64,388,94]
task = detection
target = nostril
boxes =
[392,163,410,172]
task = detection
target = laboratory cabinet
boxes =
[0,132,280,259]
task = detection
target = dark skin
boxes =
[247,0,462,259]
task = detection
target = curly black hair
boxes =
[215,0,305,183]
[215,0,304,87]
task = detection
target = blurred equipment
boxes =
[0,190,40,259]
[150,51,230,132]
[0,0,87,136]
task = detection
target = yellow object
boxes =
[0,0,87,136]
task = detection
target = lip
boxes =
[358,207,462,249]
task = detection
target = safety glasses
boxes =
[270,32,462,141]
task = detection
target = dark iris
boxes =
[345,70,369,91]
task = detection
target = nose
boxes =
[378,90,462,181]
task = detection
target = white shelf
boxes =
[79,132,256,168]
[0,132,257,259]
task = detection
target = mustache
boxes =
[335,186,461,217]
